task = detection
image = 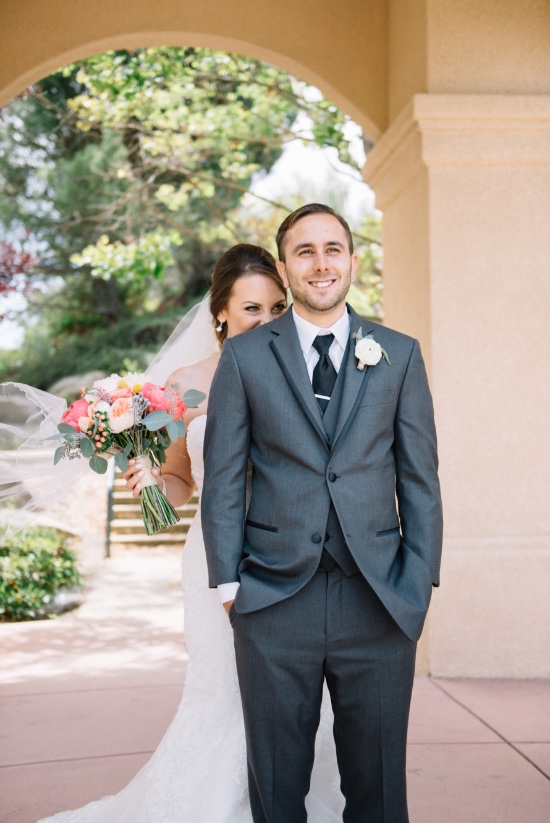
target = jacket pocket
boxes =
[376,526,401,537]
[245,519,279,533]
[359,389,395,407]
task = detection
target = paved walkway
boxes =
[1,548,549,823]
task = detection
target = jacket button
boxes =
[328,472,337,482]
[311,533,322,544]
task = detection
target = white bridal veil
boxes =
[0,294,218,540]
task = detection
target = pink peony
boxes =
[108,397,135,433]
[141,382,170,413]
[61,398,90,431]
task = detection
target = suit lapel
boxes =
[269,309,329,450]
[331,306,375,453]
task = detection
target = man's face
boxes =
[276,214,357,318]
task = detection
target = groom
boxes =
[202,204,443,822]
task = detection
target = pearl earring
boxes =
[216,321,224,332]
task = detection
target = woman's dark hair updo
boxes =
[210,244,286,344]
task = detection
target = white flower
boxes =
[355,336,383,370]
[93,374,122,394]
[92,400,111,415]
[353,328,390,370]
[123,372,147,392]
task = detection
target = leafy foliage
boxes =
[0,527,81,621]
[0,47,379,385]
[0,308,195,393]
[71,230,183,284]
[348,213,383,318]
[0,48,355,297]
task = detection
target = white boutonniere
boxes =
[352,327,390,370]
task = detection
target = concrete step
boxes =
[112,489,199,503]
[110,517,195,535]
[112,504,198,519]
[109,472,199,547]
[109,532,188,545]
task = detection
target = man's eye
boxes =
[327,247,340,253]
[299,249,313,255]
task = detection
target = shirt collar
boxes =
[292,305,350,357]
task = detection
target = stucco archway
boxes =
[1,0,550,678]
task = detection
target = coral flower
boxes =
[111,387,134,401]
[141,383,170,413]
[61,398,90,431]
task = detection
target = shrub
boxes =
[0,527,81,621]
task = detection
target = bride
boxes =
[26,243,344,822]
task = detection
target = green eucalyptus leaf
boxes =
[182,389,206,408]
[114,452,128,472]
[123,442,133,457]
[89,455,108,474]
[58,423,78,434]
[45,432,66,441]
[166,421,179,442]
[143,410,173,431]
[80,436,95,458]
[53,446,66,465]
[174,420,186,436]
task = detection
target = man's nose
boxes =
[313,253,330,272]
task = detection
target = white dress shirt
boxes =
[217,306,350,604]
[291,305,350,381]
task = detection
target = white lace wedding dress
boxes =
[38,415,344,823]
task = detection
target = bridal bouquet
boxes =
[49,373,206,535]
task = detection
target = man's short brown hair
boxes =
[276,203,354,261]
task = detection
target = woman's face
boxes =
[218,273,287,339]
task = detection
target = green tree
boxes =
[0,47,377,388]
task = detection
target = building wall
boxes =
[0,0,387,139]
[1,0,549,676]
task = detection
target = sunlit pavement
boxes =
[1,548,549,823]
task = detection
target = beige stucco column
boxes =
[365,94,550,677]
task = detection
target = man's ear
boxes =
[276,259,289,289]
[350,253,358,284]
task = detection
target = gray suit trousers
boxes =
[230,568,417,823]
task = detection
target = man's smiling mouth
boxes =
[309,279,336,289]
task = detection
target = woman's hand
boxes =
[122,458,161,498]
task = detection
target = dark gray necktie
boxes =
[312,333,337,414]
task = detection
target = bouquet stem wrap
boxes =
[136,454,180,536]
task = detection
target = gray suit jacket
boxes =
[202,305,443,641]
